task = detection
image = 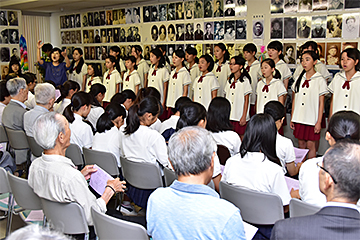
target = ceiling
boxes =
[1,0,151,14]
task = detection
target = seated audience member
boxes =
[298,111,360,207]
[24,83,55,137]
[23,72,37,109]
[264,101,299,176]
[206,97,241,157]
[0,81,11,124]
[28,112,126,239]
[53,80,80,114]
[271,141,360,240]
[110,89,136,116]
[176,102,222,192]
[93,103,126,168]
[63,92,93,150]
[147,126,246,240]
[86,83,106,130]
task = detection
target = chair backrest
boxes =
[289,198,321,218]
[120,157,163,189]
[91,207,149,240]
[7,172,42,210]
[83,148,119,176]
[0,125,8,143]
[65,144,84,167]
[219,181,284,225]
[0,167,11,194]
[41,198,89,235]
[163,167,177,187]
[217,145,231,165]
[5,127,29,150]
[26,135,44,158]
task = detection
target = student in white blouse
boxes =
[53,80,80,114]
[110,90,136,117]
[84,63,102,93]
[63,92,93,151]
[131,45,150,88]
[68,48,87,91]
[213,43,231,97]
[185,47,201,99]
[109,46,126,79]
[103,56,122,103]
[123,56,141,95]
[92,103,126,168]
[87,83,106,130]
[206,97,241,157]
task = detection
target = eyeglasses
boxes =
[317,162,337,184]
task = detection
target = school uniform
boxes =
[102,69,122,102]
[291,72,328,141]
[68,63,87,91]
[70,113,93,151]
[245,60,262,116]
[293,61,332,82]
[84,76,102,93]
[328,71,360,115]
[159,115,180,134]
[149,118,162,132]
[213,61,231,97]
[275,59,292,84]
[86,105,104,130]
[53,98,71,114]
[166,67,192,108]
[211,131,241,157]
[192,72,220,110]
[123,70,141,93]
[276,133,296,174]
[119,58,126,73]
[137,58,150,88]
[256,78,287,114]
[148,67,170,103]
[186,62,201,99]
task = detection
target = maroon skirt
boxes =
[230,120,247,136]
[293,123,320,141]
[250,104,256,118]
[159,107,173,121]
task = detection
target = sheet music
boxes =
[89,164,114,195]
[294,147,309,164]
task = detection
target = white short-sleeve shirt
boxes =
[148,67,170,103]
[222,152,291,205]
[137,59,150,88]
[119,58,126,73]
[186,62,201,99]
[103,69,122,102]
[224,77,252,121]
[293,61,332,82]
[70,113,93,151]
[86,106,104,130]
[291,72,328,125]
[192,72,220,110]
[123,70,141,93]
[212,61,231,97]
[68,63,88,91]
[328,71,360,115]
[84,76,102,93]
[245,60,262,105]
[276,133,296,174]
[53,98,71,114]
[166,67,192,108]
[149,118,162,132]
[159,115,180,134]
[256,78,287,114]
[211,131,241,156]
[275,59,292,82]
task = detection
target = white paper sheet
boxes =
[243,222,258,240]
[89,164,114,195]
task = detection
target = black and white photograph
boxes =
[313,0,328,10]
[133,7,141,23]
[82,13,88,27]
[271,18,283,39]
[151,6,159,22]
[94,12,100,26]
[297,16,311,38]
[88,29,94,43]
[298,0,312,11]
[60,16,66,28]
[126,27,133,42]
[112,10,120,25]
[69,15,75,28]
[204,44,213,56]
[235,0,247,16]
[236,20,247,39]
[284,0,298,12]
[327,15,342,38]
[214,21,224,40]
[213,0,224,17]
[224,0,235,16]
[144,45,151,60]
[89,46,95,60]
[106,10,113,25]
[125,8,132,24]
[151,25,159,42]
[70,31,76,44]
[107,28,114,43]
[118,9,126,24]
[94,29,101,43]
[328,0,344,10]
[11,47,20,62]
[0,11,8,26]
[195,44,203,57]
[185,23,194,40]
[159,25,167,41]
[168,3,176,20]
[311,16,326,38]
[204,22,214,40]
[227,43,235,57]
[284,17,297,38]
[194,22,204,40]
[8,11,18,26]
[283,43,296,64]
[61,32,66,44]
[83,30,89,43]
[75,14,81,28]
[95,46,101,60]
[342,14,359,39]
[133,26,141,42]
[176,2,184,20]
[0,47,10,62]
[204,0,213,18]
[9,29,19,44]
[271,0,284,13]
[113,28,120,42]
[159,4,167,21]
[100,29,106,43]
[168,44,175,62]
[143,6,151,22]
[317,42,325,63]
[326,42,341,65]
[176,45,185,52]
[76,30,81,43]
[0,29,9,44]
[168,24,176,41]
[66,46,73,59]
[184,1,194,19]
[64,15,70,28]
[176,23,185,41]
[64,31,70,44]
[344,0,360,9]
[252,19,264,39]
[119,46,126,59]
[194,0,204,18]
[224,21,235,40]
[119,28,125,42]
[84,47,90,60]
[88,12,94,26]
[100,11,106,25]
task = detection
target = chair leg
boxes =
[42,215,47,227]
[5,193,14,236]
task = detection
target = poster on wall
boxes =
[298,0,312,12]
[159,24,167,41]
[236,20,246,39]
[151,6,159,22]
[159,4,168,21]
[226,43,235,57]
[311,16,326,38]
[235,0,247,16]
[328,0,344,10]
[213,0,224,17]
[194,0,204,18]
[8,11,18,26]
[168,24,176,41]
[317,42,325,63]
[297,16,311,38]
[9,29,19,44]
[195,44,203,57]
[224,21,235,40]
[143,6,151,22]
[270,18,283,39]
[204,22,214,40]
[185,23,194,40]
[184,1,194,19]
[1,65,9,78]
[252,19,264,39]
[344,0,360,9]
[0,47,10,62]
[176,24,185,40]
[204,44,213,55]
[204,0,213,18]
[175,2,185,20]
[151,25,159,42]
[283,43,296,64]
[194,22,204,40]
[284,17,296,38]
[1,29,9,43]
[326,42,341,65]
[168,3,176,20]
[327,15,342,38]
[342,13,359,39]
[284,0,297,12]
[214,21,224,40]
[224,0,235,16]
[0,11,8,26]
[235,43,246,56]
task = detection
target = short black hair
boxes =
[42,43,53,53]
[0,81,10,102]
[199,54,215,72]
[264,101,285,122]
[172,96,192,114]
[206,97,233,133]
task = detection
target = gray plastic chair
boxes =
[41,198,89,235]
[0,167,13,237]
[91,206,149,240]
[83,148,119,176]
[219,181,284,225]
[4,127,29,150]
[289,198,321,218]
[0,124,8,143]
[163,167,177,187]
[120,157,164,189]
[26,135,44,158]
[65,144,84,167]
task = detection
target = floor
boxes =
[0,210,26,239]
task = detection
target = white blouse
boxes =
[256,78,287,114]
[192,72,220,110]
[212,61,231,97]
[166,67,192,108]
[123,70,141,92]
[148,67,170,103]
[70,113,93,151]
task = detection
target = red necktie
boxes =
[216,65,221,72]
[106,73,111,79]
[342,81,350,90]
[245,66,250,72]
[73,66,77,71]
[262,85,269,92]
[125,75,130,81]
[230,81,236,89]
[302,79,310,88]
[198,76,204,83]
[88,79,92,86]
[173,72,178,79]
[152,69,157,76]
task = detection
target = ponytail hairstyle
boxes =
[261,58,281,79]
[294,51,318,93]
[206,97,232,133]
[156,45,170,65]
[228,55,252,84]
[240,113,281,166]
[150,48,166,68]
[176,102,207,131]
[50,48,65,63]
[124,96,161,135]
[301,41,320,60]
[185,47,199,64]
[174,49,186,67]
[96,103,126,133]
[132,45,143,59]
[267,41,284,60]
[199,54,215,72]
[89,83,106,107]
[87,63,102,77]
[328,111,360,142]
[340,48,360,71]
[55,80,80,103]
[111,90,136,105]
[63,92,92,123]
[106,55,117,69]
[124,56,138,70]
[69,48,85,74]
[109,46,121,71]
[214,43,230,63]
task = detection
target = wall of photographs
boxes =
[0,10,21,79]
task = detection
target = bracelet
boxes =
[106,185,116,194]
